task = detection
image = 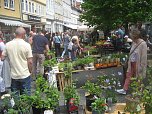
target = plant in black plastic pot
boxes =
[82,81,102,111]
[64,84,80,113]
[30,75,60,114]
[91,98,108,114]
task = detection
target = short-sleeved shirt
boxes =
[32,35,48,54]
[53,35,62,44]
[2,38,33,79]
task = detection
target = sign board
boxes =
[28,15,41,22]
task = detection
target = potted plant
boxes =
[64,84,80,113]
[82,81,102,111]
[91,98,108,114]
[97,75,118,112]
[0,93,31,114]
[124,76,144,114]
[30,76,60,114]
[142,67,152,113]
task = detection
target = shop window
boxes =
[25,0,28,12]
[29,2,31,12]
[4,0,9,8]
[32,3,34,13]
[10,0,14,10]
[21,0,24,11]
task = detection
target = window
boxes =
[10,0,14,9]
[32,3,34,13]
[36,4,38,14]
[4,0,9,8]
[39,5,40,15]
[29,2,31,12]
[25,0,28,12]
[21,0,24,11]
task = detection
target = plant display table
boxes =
[56,70,84,91]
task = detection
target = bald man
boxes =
[1,27,33,95]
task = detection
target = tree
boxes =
[80,0,152,36]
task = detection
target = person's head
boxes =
[0,31,3,38]
[130,28,141,41]
[137,21,142,29]
[15,27,26,39]
[72,38,77,44]
[56,32,59,36]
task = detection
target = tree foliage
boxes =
[80,0,152,31]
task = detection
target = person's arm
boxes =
[1,46,7,61]
[26,44,33,73]
[27,57,33,73]
[131,62,137,77]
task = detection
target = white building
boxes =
[54,0,64,32]
[45,0,55,32]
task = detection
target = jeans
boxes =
[61,45,68,57]
[32,53,45,77]
[55,43,61,57]
[11,76,31,95]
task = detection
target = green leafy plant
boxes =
[64,84,80,105]
[43,58,57,67]
[73,57,94,66]
[124,76,144,114]
[97,75,118,103]
[142,67,152,113]
[82,81,101,97]
[0,93,31,114]
[30,76,60,110]
[91,98,108,113]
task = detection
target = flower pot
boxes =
[44,110,53,114]
[86,94,96,111]
[92,110,104,114]
[32,107,46,114]
[125,95,141,113]
[66,98,78,113]
[145,104,152,114]
[95,64,100,68]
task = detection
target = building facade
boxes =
[21,0,46,32]
[45,0,55,33]
[0,0,30,42]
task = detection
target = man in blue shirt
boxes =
[32,30,49,77]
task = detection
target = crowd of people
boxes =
[0,21,151,97]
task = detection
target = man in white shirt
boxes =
[1,27,33,95]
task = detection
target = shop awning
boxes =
[0,19,31,28]
[64,24,78,29]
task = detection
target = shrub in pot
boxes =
[91,98,108,114]
[30,76,60,114]
[64,84,80,113]
[82,81,102,111]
